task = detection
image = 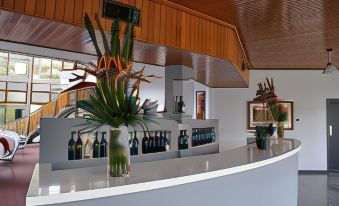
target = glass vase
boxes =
[255,126,271,150]
[277,122,284,138]
[108,126,130,177]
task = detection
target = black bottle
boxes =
[132,131,139,155]
[178,130,184,150]
[211,128,216,142]
[154,131,160,152]
[100,132,107,157]
[183,130,189,149]
[148,132,155,153]
[159,131,165,152]
[75,131,83,160]
[68,131,76,160]
[142,131,149,154]
[129,132,133,155]
[178,96,186,113]
[92,132,100,158]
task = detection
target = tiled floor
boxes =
[0,144,39,206]
[298,173,339,206]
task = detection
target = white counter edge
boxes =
[27,145,301,206]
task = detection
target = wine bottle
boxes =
[75,131,83,160]
[92,132,100,158]
[183,130,189,149]
[84,137,93,159]
[159,131,165,152]
[211,128,216,142]
[132,131,139,155]
[129,132,133,155]
[148,132,155,153]
[142,131,149,154]
[178,96,185,113]
[164,131,170,151]
[68,131,76,160]
[192,129,197,147]
[178,130,183,150]
[154,131,160,153]
[100,132,107,157]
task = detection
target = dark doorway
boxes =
[327,99,339,171]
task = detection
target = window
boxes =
[33,57,51,79]
[32,83,50,92]
[8,54,32,76]
[5,108,16,123]
[7,91,26,103]
[0,52,8,76]
[31,92,50,103]
[51,60,62,79]
[63,62,74,70]
[0,91,5,102]
[0,107,5,125]
[7,82,27,91]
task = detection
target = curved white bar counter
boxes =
[27,139,301,206]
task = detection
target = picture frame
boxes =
[196,91,206,119]
[247,100,294,130]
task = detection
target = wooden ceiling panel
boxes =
[0,10,247,88]
[169,0,339,69]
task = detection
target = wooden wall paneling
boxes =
[180,11,186,48]
[55,0,66,21]
[25,0,36,14]
[202,19,206,53]
[141,0,149,40]
[175,10,181,48]
[64,0,75,23]
[147,1,155,42]
[206,20,210,54]
[153,2,161,43]
[134,0,142,39]
[73,0,84,25]
[170,7,176,47]
[159,4,166,44]
[2,0,14,9]
[35,0,46,17]
[164,6,171,45]
[198,18,203,53]
[189,14,194,51]
[14,0,26,12]
[128,0,136,6]
[82,0,92,24]
[45,0,56,19]
[220,26,225,59]
[217,24,221,57]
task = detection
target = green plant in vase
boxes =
[76,13,153,177]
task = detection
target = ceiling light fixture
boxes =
[323,48,337,74]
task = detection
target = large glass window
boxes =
[7,91,26,103]
[51,60,62,79]
[0,108,5,125]
[0,91,5,102]
[33,58,51,79]
[5,108,16,123]
[31,92,50,103]
[0,52,8,76]
[8,54,32,76]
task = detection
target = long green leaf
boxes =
[83,13,102,58]
[94,14,110,56]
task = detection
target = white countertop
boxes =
[27,138,301,205]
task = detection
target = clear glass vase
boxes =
[277,122,284,138]
[108,126,130,177]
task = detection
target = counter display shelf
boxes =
[27,138,301,206]
[39,117,219,169]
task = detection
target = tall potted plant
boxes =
[76,13,151,177]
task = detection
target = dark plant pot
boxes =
[255,136,270,150]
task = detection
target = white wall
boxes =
[133,63,165,111]
[211,70,339,170]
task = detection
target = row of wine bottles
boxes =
[173,96,186,113]
[68,131,107,160]
[178,130,189,150]
[192,128,216,147]
[129,130,170,155]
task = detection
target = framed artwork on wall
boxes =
[196,91,206,119]
[247,100,294,130]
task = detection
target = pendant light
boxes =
[322,48,337,74]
